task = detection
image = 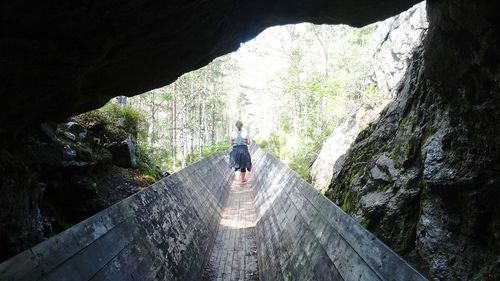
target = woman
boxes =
[230,120,252,184]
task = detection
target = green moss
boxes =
[201,140,231,157]
[117,168,132,180]
[379,183,391,193]
[378,191,421,255]
[320,187,328,195]
[74,102,146,141]
[74,145,92,161]
[353,144,373,163]
[361,218,371,229]
[401,114,409,126]
[142,175,156,184]
[91,147,112,165]
[342,198,353,213]
[338,186,360,214]
[381,217,417,254]
[137,145,162,182]
[325,151,367,215]
[422,126,437,144]
[107,104,144,130]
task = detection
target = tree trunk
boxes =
[180,87,187,168]
[189,77,195,164]
[172,83,177,170]
[199,71,207,157]
[211,109,216,145]
[147,99,157,147]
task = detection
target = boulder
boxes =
[107,135,139,168]
[27,143,76,167]
[63,121,88,141]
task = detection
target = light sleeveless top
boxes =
[231,130,248,146]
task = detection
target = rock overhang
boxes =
[0,0,421,130]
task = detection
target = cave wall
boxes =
[326,0,500,279]
[2,0,500,279]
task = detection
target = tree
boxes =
[126,22,383,179]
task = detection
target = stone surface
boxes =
[63,122,88,141]
[326,0,500,279]
[0,0,420,130]
[311,118,362,190]
[107,135,139,168]
[371,2,428,98]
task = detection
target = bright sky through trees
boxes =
[124,21,392,176]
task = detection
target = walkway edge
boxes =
[251,146,427,281]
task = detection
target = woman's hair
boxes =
[235,120,243,130]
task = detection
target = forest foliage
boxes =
[89,23,388,180]
[252,24,384,181]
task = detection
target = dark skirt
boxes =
[230,145,252,171]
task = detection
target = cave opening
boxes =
[0,0,427,264]
[7,0,427,269]
[1,0,500,280]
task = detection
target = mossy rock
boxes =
[91,147,113,166]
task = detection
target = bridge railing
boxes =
[0,152,233,281]
[251,147,427,281]
[1,144,427,281]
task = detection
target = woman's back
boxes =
[231,130,249,146]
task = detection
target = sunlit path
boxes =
[203,177,259,281]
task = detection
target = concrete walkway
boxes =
[202,176,259,281]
